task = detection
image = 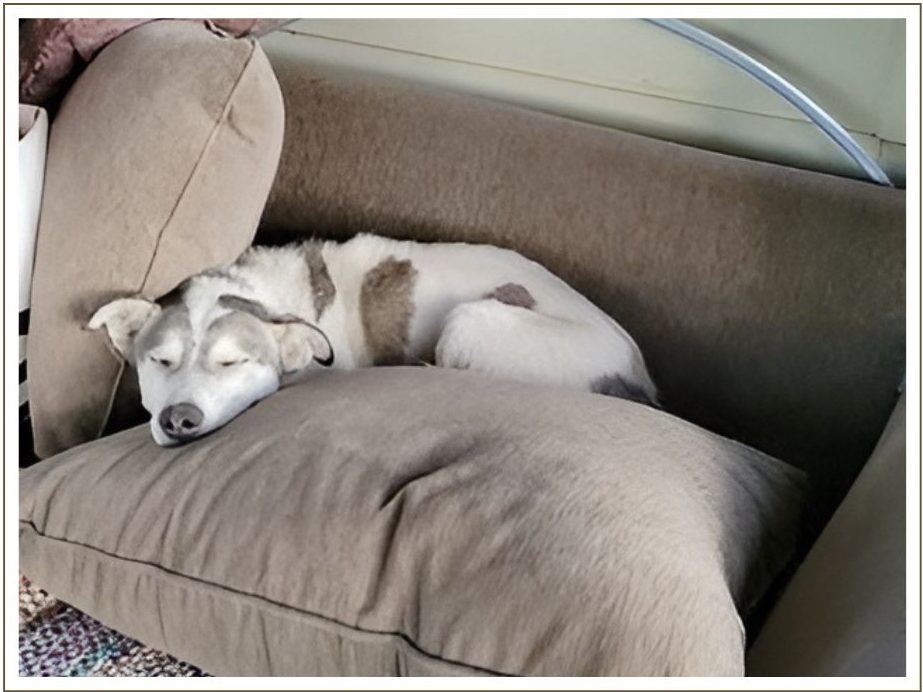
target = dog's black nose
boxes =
[159,403,204,441]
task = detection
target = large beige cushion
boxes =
[20,368,805,676]
[258,57,904,528]
[27,21,284,458]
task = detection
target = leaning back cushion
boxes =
[20,368,805,676]
[26,20,284,458]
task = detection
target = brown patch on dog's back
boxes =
[486,282,535,309]
[360,257,418,365]
[302,243,336,319]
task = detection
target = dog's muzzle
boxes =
[158,403,205,442]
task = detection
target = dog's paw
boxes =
[434,302,493,371]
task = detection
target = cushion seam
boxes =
[97,38,257,440]
[19,519,511,677]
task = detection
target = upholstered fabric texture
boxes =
[747,394,906,676]
[19,19,292,108]
[27,20,284,458]
[258,58,905,528]
[20,368,805,677]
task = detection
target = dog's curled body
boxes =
[90,234,658,445]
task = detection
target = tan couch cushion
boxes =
[27,21,284,458]
[258,57,904,527]
[747,394,906,676]
[20,368,805,676]
[19,19,293,108]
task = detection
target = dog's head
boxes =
[88,281,333,446]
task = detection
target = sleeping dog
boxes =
[89,234,658,446]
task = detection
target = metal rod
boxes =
[644,18,893,187]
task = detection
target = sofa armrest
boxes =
[747,393,906,676]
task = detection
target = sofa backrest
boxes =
[258,57,905,528]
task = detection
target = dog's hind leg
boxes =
[434,298,657,403]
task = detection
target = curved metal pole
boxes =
[645,18,893,187]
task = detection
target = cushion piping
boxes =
[19,519,512,677]
[95,38,258,440]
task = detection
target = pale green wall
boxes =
[261,19,906,186]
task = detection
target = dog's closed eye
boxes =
[219,358,250,368]
[150,356,174,368]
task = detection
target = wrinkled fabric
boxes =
[21,367,805,676]
[27,21,284,458]
[19,18,291,107]
[257,57,905,531]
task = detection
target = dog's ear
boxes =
[87,297,161,363]
[270,321,334,373]
[218,294,334,372]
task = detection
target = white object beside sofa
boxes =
[18,104,48,412]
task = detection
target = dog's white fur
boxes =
[90,234,657,445]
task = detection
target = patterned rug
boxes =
[19,576,207,677]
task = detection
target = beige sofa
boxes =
[259,50,908,676]
[19,21,905,677]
